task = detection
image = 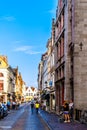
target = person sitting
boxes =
[63,101,70,123]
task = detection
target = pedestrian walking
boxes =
[7,100,11,111]
[12,101,16,109]
[30,101,34,114]
[15,101,20,110]
[35,101,40,114]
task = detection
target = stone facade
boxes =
[74,0,87,110]
[38,0,87,119]
[55,0,87,120]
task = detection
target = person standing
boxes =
[69,100,74,121]
[30,102,34,114]
[35,101,40,114]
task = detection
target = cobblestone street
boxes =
[12,104,49,130]
[0,103,87,130]
[0,103,49,130]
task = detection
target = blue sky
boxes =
[0,0,58,87]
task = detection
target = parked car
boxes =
[2,104,8,117]
[0,105,4,119]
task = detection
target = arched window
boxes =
[0,73,4,77]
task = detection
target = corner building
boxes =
[55,0,87,120]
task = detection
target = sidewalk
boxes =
[39,109,87,130]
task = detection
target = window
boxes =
[58,42,61,59]
[26,93,28,96]
[31,93,33,96]
[61,37,64,57]
[0,80,3,90]
[0,73,4,77]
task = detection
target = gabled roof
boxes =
[0,55,9,68]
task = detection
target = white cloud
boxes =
[12,40,22,44]
[26,50,43,55]
[0,16,15,21]
[14,45,43,55]
[14,46,32,52]
[48,9,55,14]
[43,9,56,15]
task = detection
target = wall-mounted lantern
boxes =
[45,81,47,87]
[79,42,83,51]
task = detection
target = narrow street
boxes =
[0,103,49,130]
[0,103,87,130]
[12,103,49,130]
